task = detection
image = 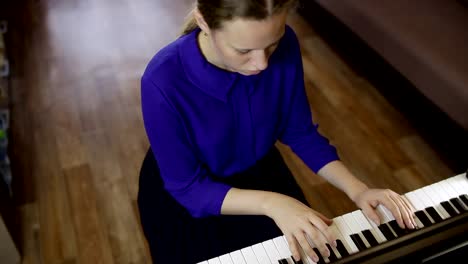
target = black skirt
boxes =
[137,147,309,264]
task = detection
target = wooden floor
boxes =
[5,0,453,263]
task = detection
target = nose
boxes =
[251,50,268,71]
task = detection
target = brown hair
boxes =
[180,0,298,35]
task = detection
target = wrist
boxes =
[346,182,369,203]
[260,192,284,217]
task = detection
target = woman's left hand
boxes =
[352,188,418,229]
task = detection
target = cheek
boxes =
[220,48,250,66]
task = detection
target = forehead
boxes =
[215,12,288,49]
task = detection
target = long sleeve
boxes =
[278,33,340,173]
[141,76,232,218]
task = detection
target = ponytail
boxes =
[180,9,199,35]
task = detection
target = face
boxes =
[201,11,288,76]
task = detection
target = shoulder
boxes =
[140,31,198,106]
[284,24,300,47]
[278,25,301,57]
[269,24,302,70]
[142,34,188,85]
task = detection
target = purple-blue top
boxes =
[141,25,339,218]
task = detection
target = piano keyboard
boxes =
[198,173,468,264]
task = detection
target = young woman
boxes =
[138,0,417,263]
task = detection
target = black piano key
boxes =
[326,244,338,261]
[378,224,396,240]
[278,259,288,264]
[350,234,367,251]
[425,207,443,223]
[450,197,468,212]
[292,258,303,264]
[312,248,326,264]
[336,239,350,257]
[388,220,409,237]
[459,194,468,207]
[415,210,433,226]
[362,229,379,247]
[441,201,459,217]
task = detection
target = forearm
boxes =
[220,188,285,217]
[317,160,369,202]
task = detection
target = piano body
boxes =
[198,173,468,264]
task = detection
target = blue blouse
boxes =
[141,25,339,218]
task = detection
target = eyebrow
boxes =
[234,36,283,52]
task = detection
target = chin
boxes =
[240,70,262,76]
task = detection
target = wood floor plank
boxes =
[33,125,78,263]
[18,203,42,264]
[64,164,114,264]
[82,130,149,264]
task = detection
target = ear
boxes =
[193,8,211,35]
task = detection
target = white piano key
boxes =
[273,237,294,264]
[209,257,222,264]
[334,216,359,253]
[330,220,353,258]
[230,250,247,264]
[429,181,461,214]
[349,210,371,248]
[405,191,434,225]
[197,261,209,264]
[343,213,371,249]
[453,174,468,191]
[440,180,468,210]
[426,184,447,203]
[419,187,449,219]
[401,193,424,228]
[319,224,342,260]
[447,179,468,209]
[282,236,316,264]
[422,186,450,219]
[262,240,282,264]
[413,188,446,221]
[440,179,461,198]
[445,177,464,196]
[353,211,386,244]
[219,254,234,264]
[376,204,395,223]
[251,243,272,264]
[405,191,425,211]
[241,247,260,264]
[447,176,468,195]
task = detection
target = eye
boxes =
[237,49,251,54]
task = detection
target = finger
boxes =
[401,195,418,227]
[392,195,414,229]
[286,235,302,261]
[314,211,333,226]
[386,194,406,228]
[360,201,382,226]
[401,195,416,212]
[296,231,320,263]
[303,226,330,259]
[400,195,418,228]
[308,216,336,246]
[379,193,404,227]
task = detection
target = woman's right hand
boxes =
[263,193,337,262]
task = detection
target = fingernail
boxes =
[313,256,319,262]
[333,240,338,247]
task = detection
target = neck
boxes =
[197,31,229,71]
